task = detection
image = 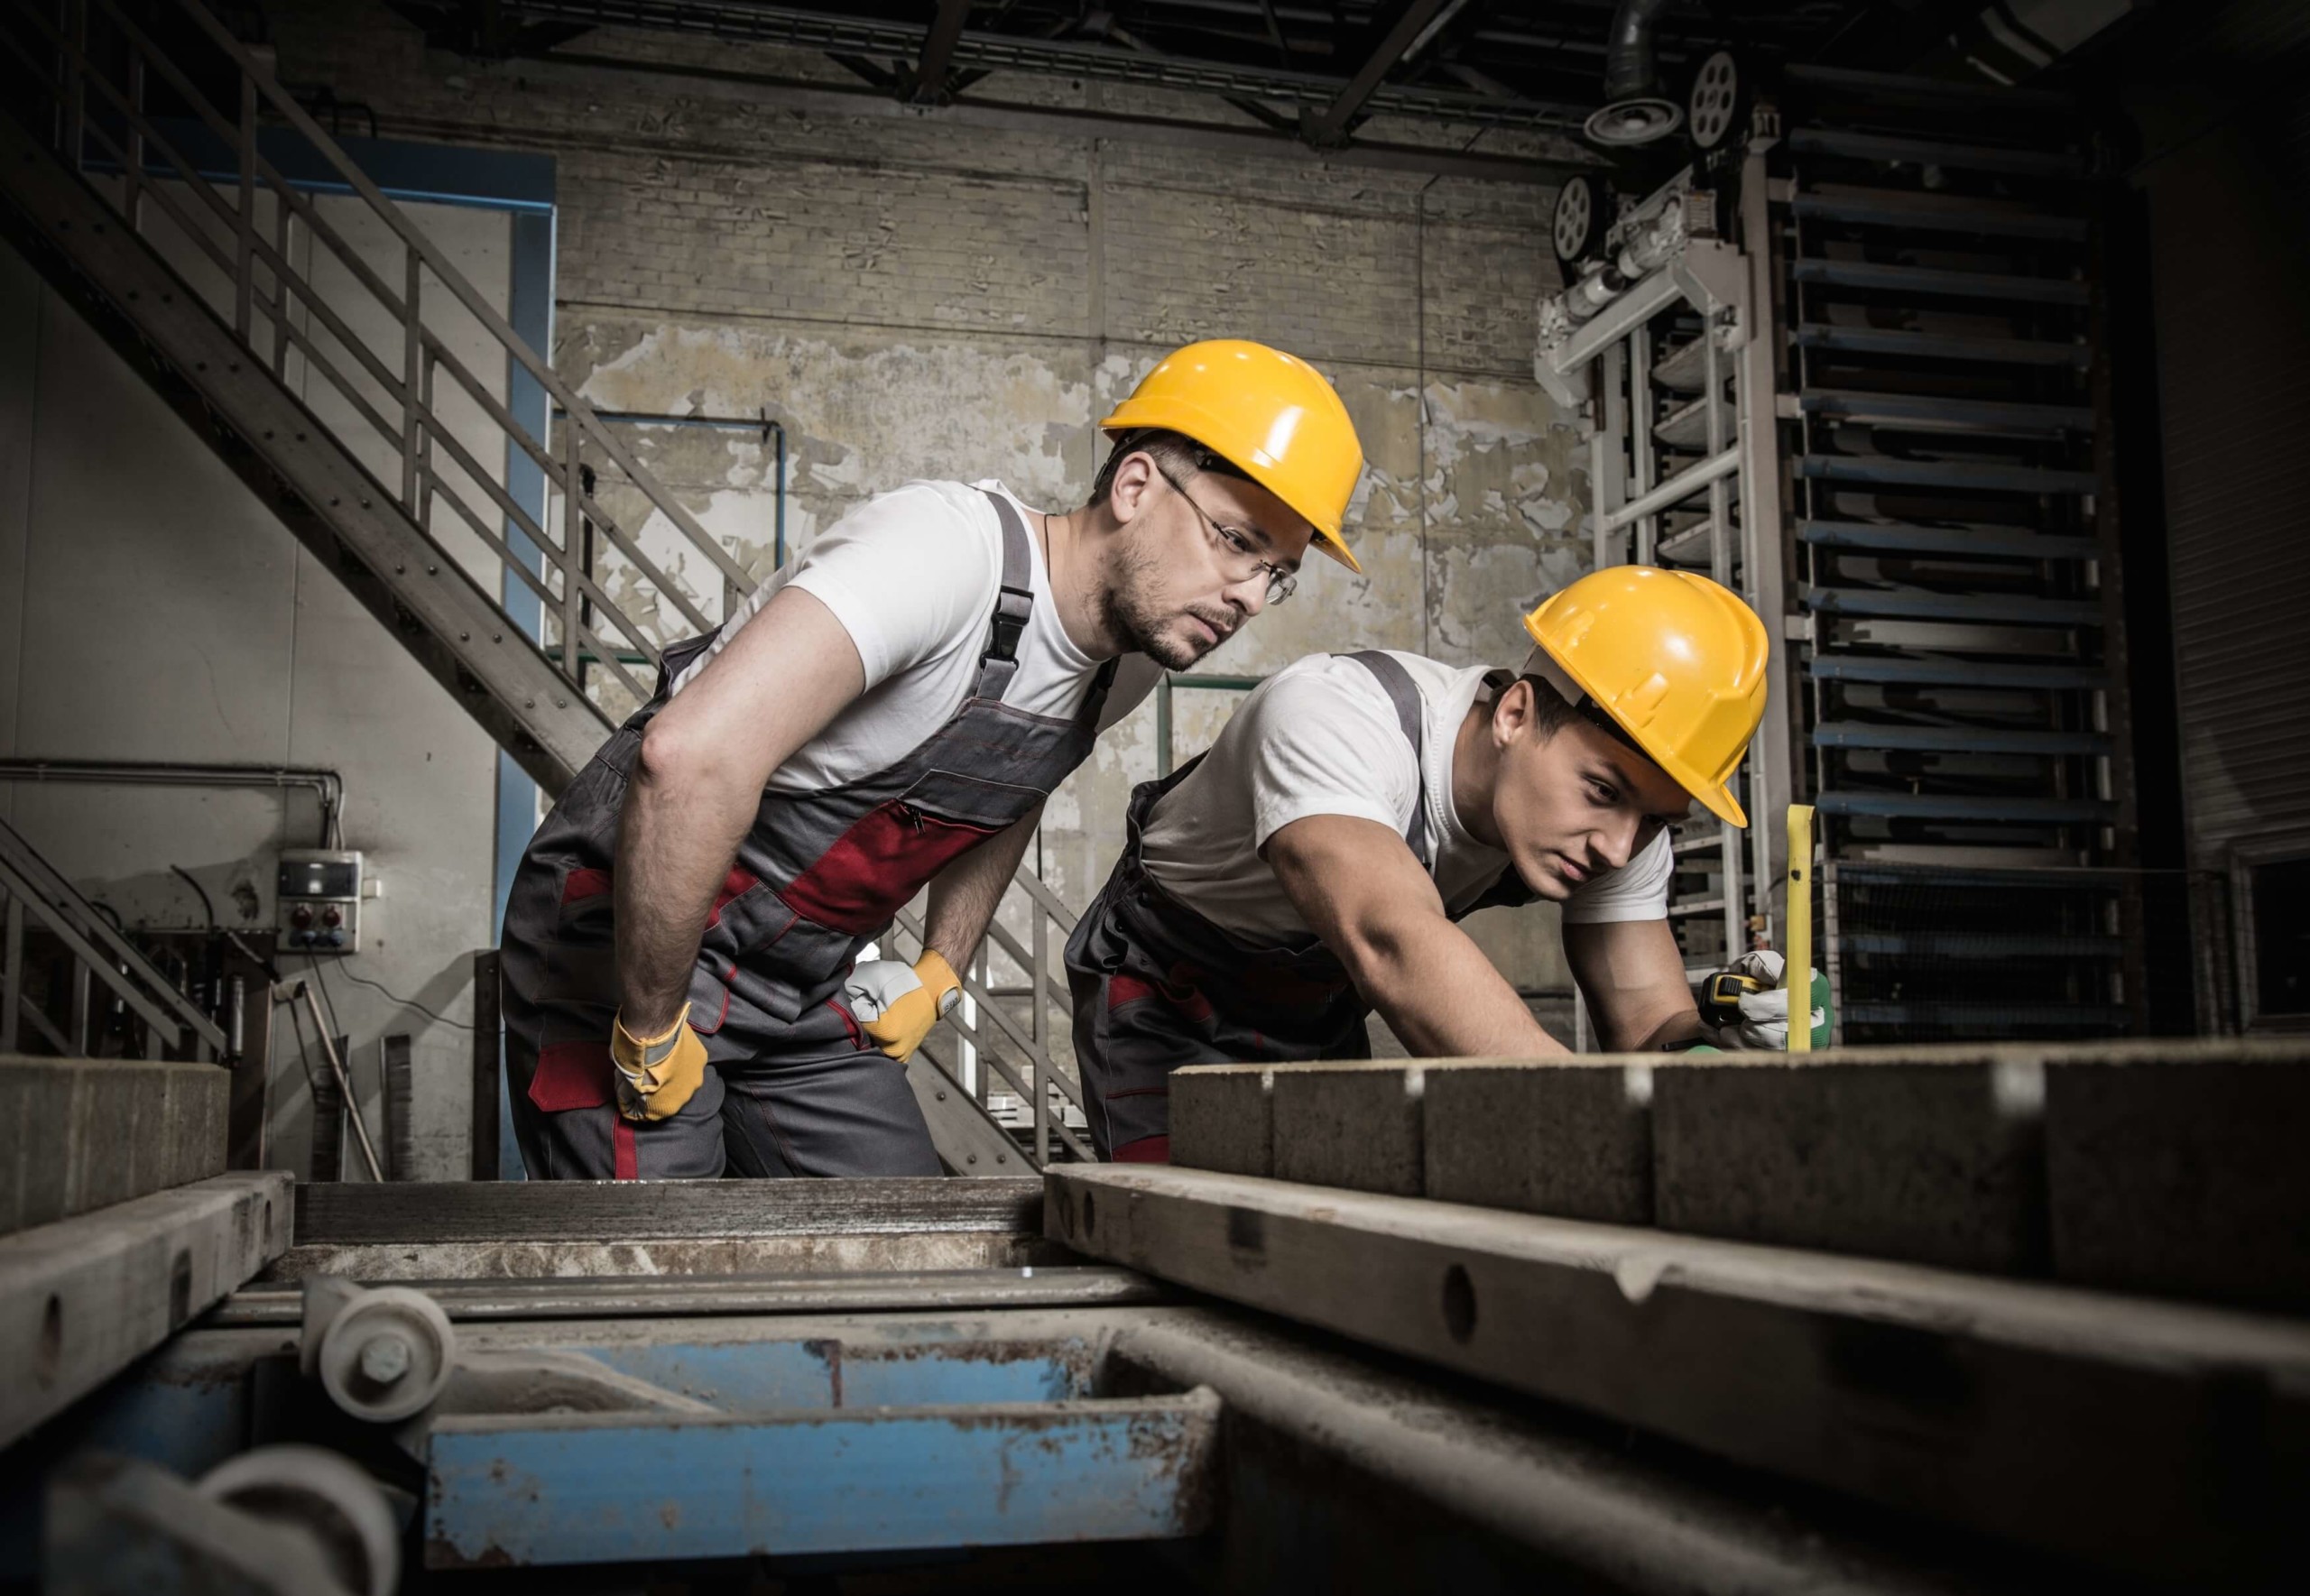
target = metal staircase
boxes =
[1773,66,2138,1040]
[0,0,1087,1167]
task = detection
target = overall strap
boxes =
[975,489,1038,701]
[1342,650,1432,868]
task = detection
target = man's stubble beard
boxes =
[1098,527,1234,671]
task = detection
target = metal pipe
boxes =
[296,979,385,1182]
[1601,0,1677,104]
[0,760,345,848]
[1602,445,1739,534]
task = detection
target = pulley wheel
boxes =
[1689,51,1744,152]
[1552,172,1608,267]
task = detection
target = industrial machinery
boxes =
[6,1024,2307,1592]
[1538,55,2159,1043]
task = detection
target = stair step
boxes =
[1814,722,2112,756]
[1667,898,1728,916]
[1786,127,2089,179]
[1797,457,2098,494]
[1796,325,2091,369]
[1816,790,2117,822]
[1808,654,2104,691]
[1799,519,2100,560]
[1791,189,2091,242]
[1798,389,2094,435]
[1841,931,2125,958]
[1805,586,2104,626]
[1790,258,2091,307]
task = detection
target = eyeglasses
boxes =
[1152,461,1298,606]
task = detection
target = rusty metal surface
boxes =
[291,1176,1043,1244]
[213,1266,1165,1324]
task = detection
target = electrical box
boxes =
[279,849,364,955]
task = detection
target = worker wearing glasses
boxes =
[500,340,1365,1180]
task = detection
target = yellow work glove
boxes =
[608,1009,708,1122]
[845,950,963,1062]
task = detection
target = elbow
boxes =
[1329,916,1417,1003]
[635,716,715,793]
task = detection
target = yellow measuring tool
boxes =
[1786,803,1816,1054]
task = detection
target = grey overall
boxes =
[503,490,1115,1179]
[1064,652,1532,1160]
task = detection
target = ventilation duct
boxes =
[1586,0,1684,147]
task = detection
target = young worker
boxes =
[501,340,1365,1179]
[1066,564,1823,1161]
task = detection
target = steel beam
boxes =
[908,0,971,102]
[1301,0,1455,144]
[1047,1162,2310,1588]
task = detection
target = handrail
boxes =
[0,815,228,1057]
[128,0,754,601]
[5,0,1109,1151]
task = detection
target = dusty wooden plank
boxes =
[292,1176,1044,1244]
[0,1171,291,1447]
[1652,1053,2047,1273]
[2045,1042,2310,1310]
[1048,1162,2310,1587]
[1423,1059,1654,1223]
[0,1056,229,1237]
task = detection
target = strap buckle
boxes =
[985,584,1033,663]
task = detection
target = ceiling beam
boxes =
[518,46,1600,185]
[1301,0,1463,146]
[909,0,974,103]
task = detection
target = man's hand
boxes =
[1705,950,1831,1050]
[1266,815,1566,1057]
[846,952,962,1061]
[609,1008,708,1121]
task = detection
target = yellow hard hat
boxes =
[1522,566,1770,827]
[1101,339,1367,573]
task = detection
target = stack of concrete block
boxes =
[1168,1039,2310,1311]
[0,1055,230,1238]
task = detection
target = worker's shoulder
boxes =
[1263,649,1466,707]
[1247,654,1428,748]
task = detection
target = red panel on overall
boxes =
[529,1040,614,1112]
[779,801,997,936]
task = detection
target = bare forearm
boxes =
[612,769,757,1036]
[1343,917,1569,1058]
[921,806,1040,973]
[1566,918,1708,1053]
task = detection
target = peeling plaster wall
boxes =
[264,2,1593,994]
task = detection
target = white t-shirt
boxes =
[671,480,1162,793]
[1138,650,1673,945]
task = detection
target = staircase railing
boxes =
[3,0,751,724]
[0,815,228,1059]
[4,0,1105,1166]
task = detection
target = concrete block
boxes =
[1269,1064,1423,1196]
[1422,1059,1653,1223]
[1168,1065,1273,1177]
[2044,1038,2310,1310]
[1652,1047,2047,1274]
[0,1056,229,1237]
